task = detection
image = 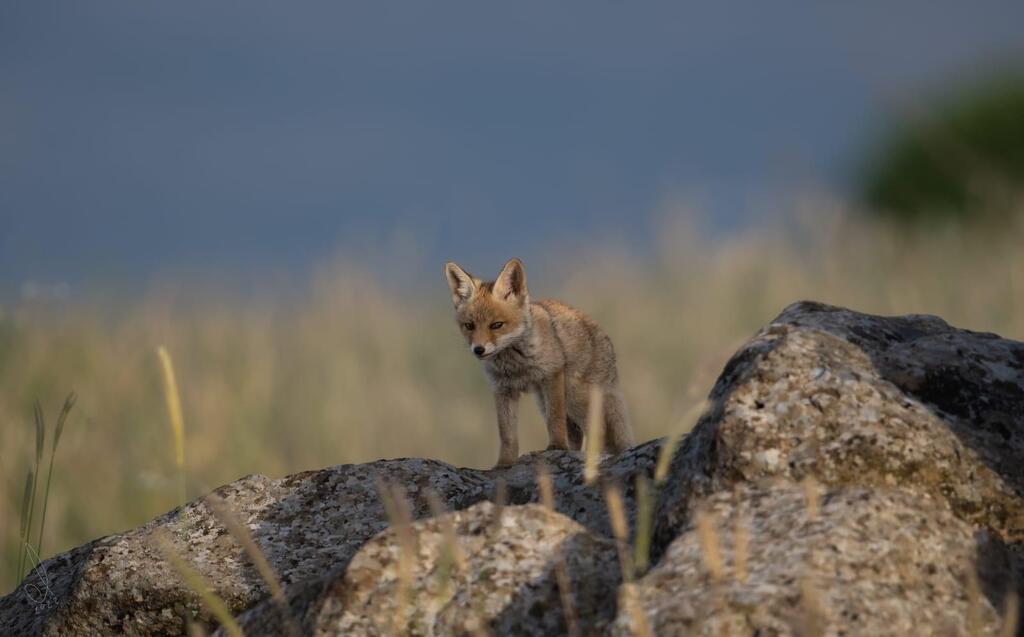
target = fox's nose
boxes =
[473,345,486,357]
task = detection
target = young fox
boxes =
[445,257,634,468]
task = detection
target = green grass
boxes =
[14,394,76,584]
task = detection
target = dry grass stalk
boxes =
[205,495,299,637]
[463,616,492,637]
[654,398,709,485]
[604,483,633,582]
[622,581,654,637]
[376,479,416,636]
[682,396,710,423]
[151,529,244,637]
[694,509,723,583]
[157,346,188,506]
[1000,590,1019,637]
[36,393,76,561]
[16,394,78,582]
[424,488,466,611]
[549,545,580,637]
[425,489,466,571]
[491,477,507,532]
[733,512,749,585]
[584,384,605,485]
[535,460,555,511]
[797,574,825,637]
[533,461,579,637]
[187,621,209,637]
[605,483,652,637]
[18,403,46,583]
[653,432,679,486]
[17,470,34,582]
[632,474,653,575]
[33,402,45,466]
[802,476,820,520]
[966,562,982,637]
[392,483,416,630]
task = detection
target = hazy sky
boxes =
[2,1,1022,292]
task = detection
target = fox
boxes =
[444,257,634,468]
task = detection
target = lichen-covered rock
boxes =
[619,484,1015,636]
[656,301,1024,558]
[0,459,492,636]
[501,439,663,538]
[226,445,663,637]
[1,449,653,636]
[232,502,621,636]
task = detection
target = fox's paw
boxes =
[492,453,519,469]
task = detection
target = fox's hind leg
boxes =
[566,418,584,451]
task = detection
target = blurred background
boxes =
[2,1,1023,592]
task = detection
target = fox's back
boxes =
[531,298,619,385]
[482,298,617,391]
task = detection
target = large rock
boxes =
[237,501,622,636]
[618,483,1014,636]
[1,450,655,636]
[656,301,1024,558]
[0,460,492,636]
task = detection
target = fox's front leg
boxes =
[494,391,520,468]
[544,368,570,450]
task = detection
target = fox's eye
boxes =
[463,322,475,331]
[489,321,504,330]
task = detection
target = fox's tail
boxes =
[603,386,634,453]
[572,386,634,454]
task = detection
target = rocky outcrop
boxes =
[1,447,656,636]
[306,501,620,636]
[618,484,1012,636]
[655,302,1024,557]
[2,301,1022,636]
[0,461,493,635]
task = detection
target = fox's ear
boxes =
[445,261,477,306]
[493,258,527,303]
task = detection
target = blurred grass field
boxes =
[2,207,1023,593]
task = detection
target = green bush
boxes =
[860,73,1024,223]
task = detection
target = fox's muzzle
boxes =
[471,342,496,359]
